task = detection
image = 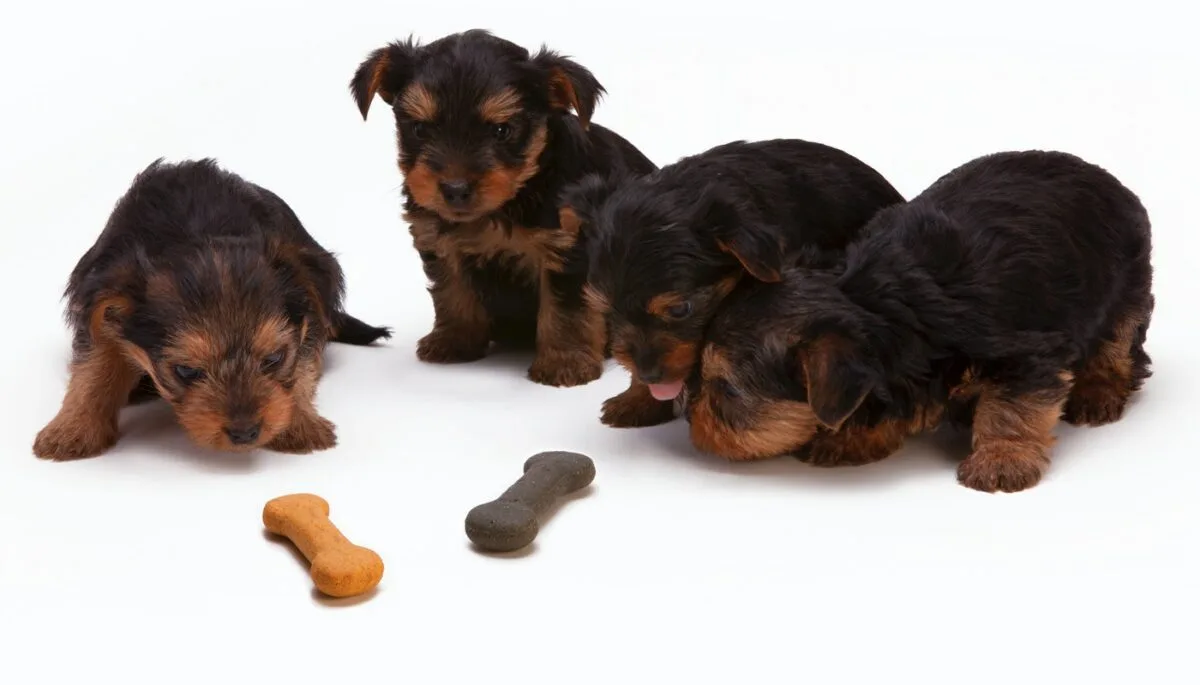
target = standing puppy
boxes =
[687,150,1154,493]
[563,139,903,428]
[351,29,656,387]
[33,158,390,461]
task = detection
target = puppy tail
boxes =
[330,311,392,346]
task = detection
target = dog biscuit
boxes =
[465,451,595,552]
[263,493,384,598]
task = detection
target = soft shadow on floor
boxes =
[463,485,596,559]
[260,530,380,608]
[112,401,266,474]
[633,417,976,492]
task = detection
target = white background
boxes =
[1,1,1197,682]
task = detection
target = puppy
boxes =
[33,158,391,461]
[563,139,904,428]
[687,150,1154,493]
[350,29,656,387]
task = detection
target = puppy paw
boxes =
[957,443,1048,493]
[416,328,489,364]
[601,388,677,428]
[528,351,603,388]
[268,414,337,454]
[1063,381,1129,427]
[33,416,117,461]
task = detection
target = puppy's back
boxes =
[870,150,1152,352]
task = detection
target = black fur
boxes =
[564,138,904,420]
[695,150,1154,473]
[352,29,655,386]
[66,158,390,360]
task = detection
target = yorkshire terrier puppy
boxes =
[351,29,655,387]
[33,158,391,461]
[687,150,1154,493]
[563,139,903,427]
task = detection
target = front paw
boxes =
[956,443,1048,493]
[33,415,117,461]
[268,414,337,454]
[417,328,489,364]
[528,350,604,388]
[601,388,677,428]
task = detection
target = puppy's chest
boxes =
[432,217,573,281]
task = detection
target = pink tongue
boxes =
[647,380,685,401]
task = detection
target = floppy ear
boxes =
[697,185,785,283]
[531,48,604,128]
[798,333,876,431]
[350,40,419,119]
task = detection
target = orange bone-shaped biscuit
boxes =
[263,493,384,598]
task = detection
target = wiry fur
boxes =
[563,138,904,428]
[688,150,1154,494]
[33,158,390,461]
[351,29,655,387]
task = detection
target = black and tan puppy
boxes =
[33,158,390,461]
[563,139,903,428]
[687,150,1154,493]
[350,29,655,387]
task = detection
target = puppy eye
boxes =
[261,351,285,371]
[492,123,512,141]
[666,301,693,319]
[411,122,430,140]
[174,365,204,383]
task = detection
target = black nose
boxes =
[637,361,664,384]
[225,422,261,446]
[439,180,474,208]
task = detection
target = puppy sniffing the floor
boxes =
[688,150,1154,493]
[563,139,904,428]
[33,159,390,461]
[351,29,656,387]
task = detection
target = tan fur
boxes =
[528,266,607,387]
[601,379,679,427]
[266,352,336,453]
[33,335,143,461]
[478,87,522,123]
[1065,312,1144,426]
[690,395,821,461]
[399,83,438,121]
[957,372,1072,493]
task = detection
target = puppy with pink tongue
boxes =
[560,139,905,430]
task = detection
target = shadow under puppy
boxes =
[563,138,904,428]
[687,150,1154,493]
[351,29,656,387]
[33,159,391,461]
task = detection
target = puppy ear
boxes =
[697,184,785,283]
[798,332,876,431]
[350,39,418,120]
[531,48,604,128]
[559,173,619,233]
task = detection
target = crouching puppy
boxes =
[33,158,391,461]
[687,150,1154,493]
[564,138,903,428]
[351,29,656,387]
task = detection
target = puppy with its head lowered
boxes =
[33,158,390,461]
[688,150,1154,493]
[564,139,904,428]
[351,29,655,387]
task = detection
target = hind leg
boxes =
[1063,311,1149,427]
[957,372,1071,493]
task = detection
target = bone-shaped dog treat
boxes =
[262,493,384,598]
[465,451,596,552]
